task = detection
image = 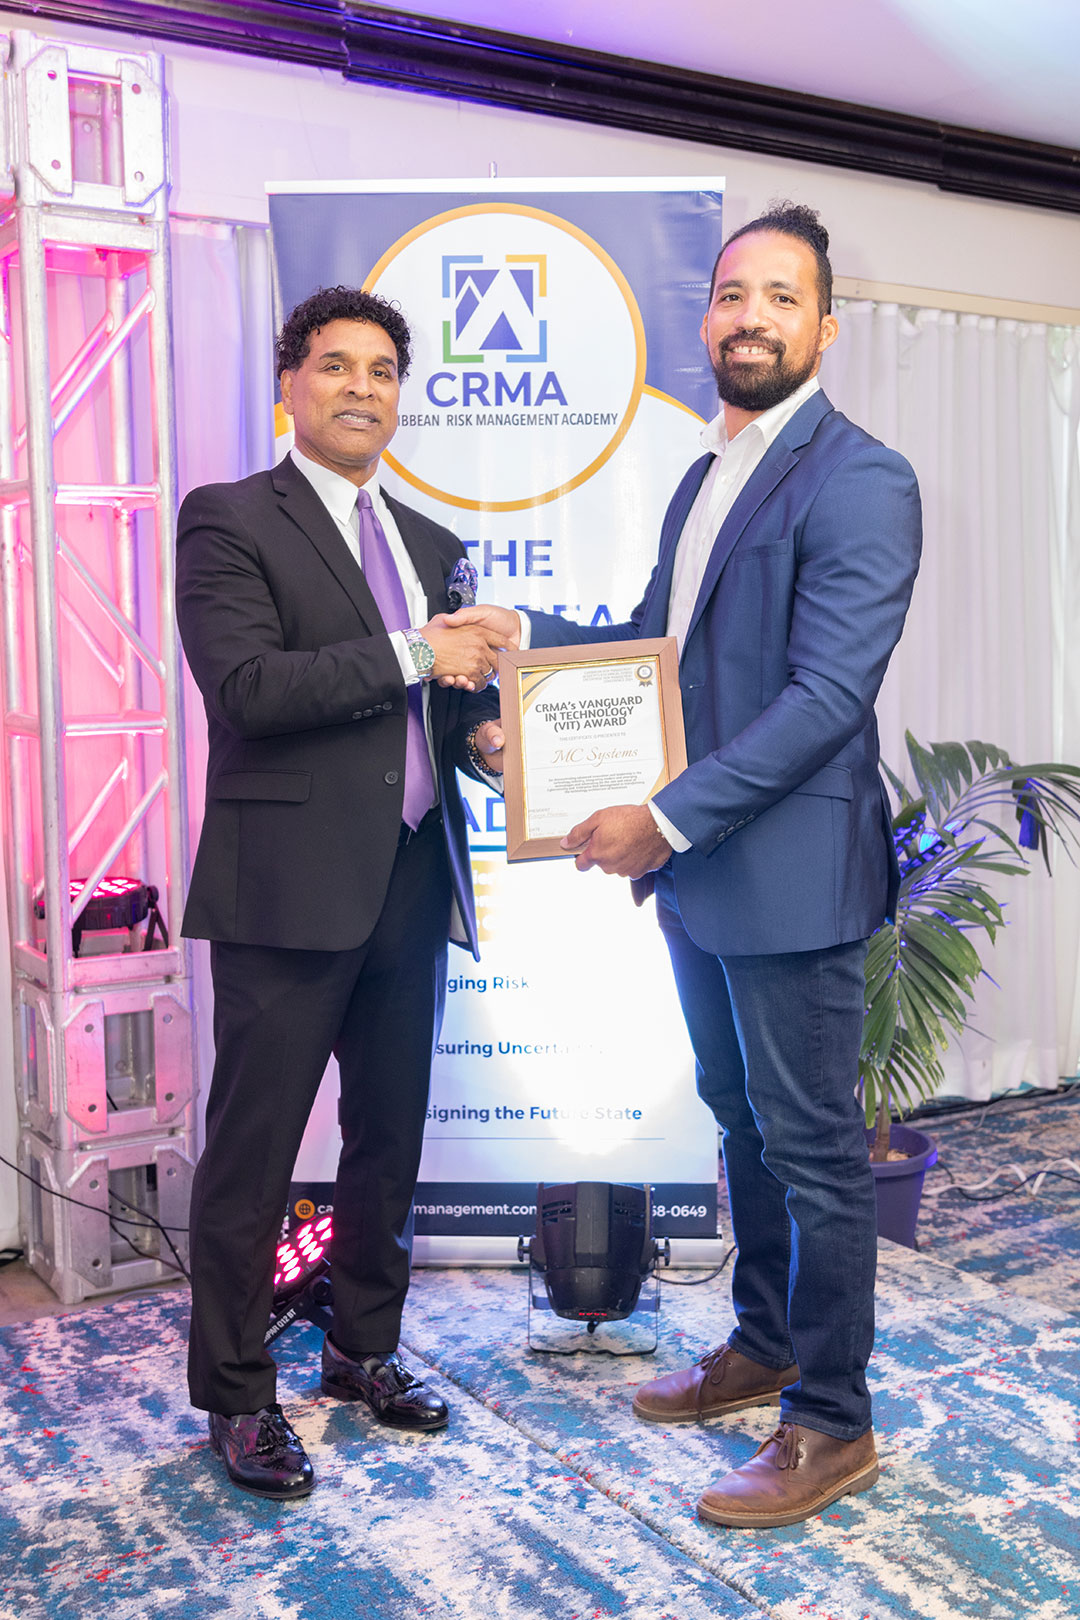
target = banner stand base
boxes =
[412,1234,724,1269]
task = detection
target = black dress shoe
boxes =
[208,1404,315,1499]
[321,1337,449,1431]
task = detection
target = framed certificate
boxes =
[498,638,687,861]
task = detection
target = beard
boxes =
[711,329,820,413]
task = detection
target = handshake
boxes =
[418,603,521,693]
[418,603,673,880]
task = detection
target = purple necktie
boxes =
[356,487,435,830]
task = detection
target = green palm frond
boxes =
[860,736,1080,1138]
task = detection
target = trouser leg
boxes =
[656,879,795,1370]
[187,940,364,1415]
[719,942,876,1439]
[328,820,452,1355]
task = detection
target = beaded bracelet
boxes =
[466,722,502,778]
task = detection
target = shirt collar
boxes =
[700,374,821,458]
[290,445,379,526]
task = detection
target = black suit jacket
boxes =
[176,454,494,956]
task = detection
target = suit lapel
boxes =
[271,455,383,631]
[639,454,712,640]
[682,390,833,650]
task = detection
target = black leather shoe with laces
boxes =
[321,1337,449,1430]
[207,1404,315,1499]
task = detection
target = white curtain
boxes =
[170,218,275,1149]
[822,304,1080,1098]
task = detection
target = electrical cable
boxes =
[0,1150,191,1282]
[912,1078,1080,1130]
[955,1171,1080,1202]
[934,1164,1080,1203]
[108,1190,190,1279]
[655,1244,736,1285]
[0,1150,189,1235]
[970,1084,1080,1132]
[108,1214,189,1281]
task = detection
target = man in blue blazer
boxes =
[450,204,922,1529]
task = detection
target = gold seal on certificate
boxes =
[498,638,687,861]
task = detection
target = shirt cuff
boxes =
[390,629,421,686]
[516,610,532,651]
[648,799,691,853]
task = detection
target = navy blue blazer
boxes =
[527,390,922,956]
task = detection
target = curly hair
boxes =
[275,286,412,380]
[711,201,833,318]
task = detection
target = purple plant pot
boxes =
[866,1122,938,1248]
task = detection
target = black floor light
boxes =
[518,1181,669,1334]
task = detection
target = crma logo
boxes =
[443,253,546,362]
[427,252,567,408]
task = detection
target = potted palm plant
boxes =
[859,734,1080,1245]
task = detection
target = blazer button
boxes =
[383,701,393,712]
[384,770,399,784]
[351,711,362,720]
[363,708,374,718]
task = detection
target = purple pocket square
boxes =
[446,558,478,609]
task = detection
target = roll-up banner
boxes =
[267,179,726,1259]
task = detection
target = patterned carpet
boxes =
[0,1096,1077,1620]
[914,1089,1080,1314]
[0,1298,745,1620]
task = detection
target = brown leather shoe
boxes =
[697,1421,879,1528]
[632,1343,798,1424]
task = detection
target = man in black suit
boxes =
[177,286,507,1499]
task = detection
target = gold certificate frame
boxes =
[498,638,687,862]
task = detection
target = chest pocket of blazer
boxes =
[211,771,311,802]
[732,541,790,562]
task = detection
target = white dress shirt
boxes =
[289,446,440,786]
[650,375,821,852]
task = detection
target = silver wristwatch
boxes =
[403,628,436,681]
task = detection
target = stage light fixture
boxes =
[266,1213,334,1346]
[518,1181,669,1334]
[34,876,168,955]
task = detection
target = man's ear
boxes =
[280,370,294,416]
[817,313,839,356]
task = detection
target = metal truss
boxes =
[0,29,193,1301]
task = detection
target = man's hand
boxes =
[428,603,522,688]
[471,720,505,774]
[421,616,502,690]
[561,804,672,878]
[442,603,522,648]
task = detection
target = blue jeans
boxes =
[655,870,876,1439]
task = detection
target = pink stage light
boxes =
[273,1213,334,1293]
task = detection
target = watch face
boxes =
[407,631,436,675]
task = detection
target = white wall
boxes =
[4,9,1080,307]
